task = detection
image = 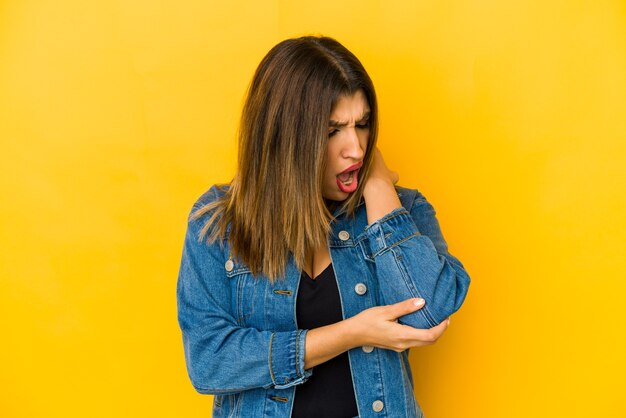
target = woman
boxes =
[177,36,470,418]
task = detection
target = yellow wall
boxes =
[1,1,624,417]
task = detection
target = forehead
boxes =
[330,90,370,122]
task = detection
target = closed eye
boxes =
[329,121,369,137]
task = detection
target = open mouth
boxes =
[337,170,355,185]
[336,162,362,193]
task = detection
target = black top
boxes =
[291,263,359,418]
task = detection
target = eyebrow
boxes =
[329,110,371,128]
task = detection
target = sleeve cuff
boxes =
[269,329,312,389]
[362,207,420,258]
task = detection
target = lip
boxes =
[339,161,363,175]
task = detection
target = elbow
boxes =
[383,246,472,329]
[186,362,246,396]
[183,337,233,395]
[190,382,240,397]
[185,356,221,395]
[400,267,471,329]
[191,381,214,395]
[182,334,272,396]
[428,267,471,325]
[452,267,471,311]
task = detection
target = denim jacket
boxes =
[176,185,470,418]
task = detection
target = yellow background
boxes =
[1,1,625,417]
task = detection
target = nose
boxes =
[341,128,365,160]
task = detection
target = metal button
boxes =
[338,230,350,241]
[372,400,384,412]
[225,259,234,272]
[354,283,367,295]
[362,345,374,353]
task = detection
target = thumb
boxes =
[387,298,425,319]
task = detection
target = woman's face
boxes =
[322,89,371,201]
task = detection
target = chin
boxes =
[323,190,349,202]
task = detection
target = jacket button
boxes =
[354,283,367,295]
[338,230,350,241]
[225,259,234,272]
[372,400,384,412]
[362,345,374,353]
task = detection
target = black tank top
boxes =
[291,263,359,418]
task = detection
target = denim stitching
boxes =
[269,332,276,384]
[398,352,418,414]
[237,276,244,325]
[364,208,410,231]
[366,231,420,259]
[378,233,420,255]
[235,391,244,417]
[391,248,437,327]
[358,239,375,262]
[225,395,232,418]
[295,330,301,377]
[373,344,386,415]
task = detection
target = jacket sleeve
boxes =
[361,189,471,328]
[176,207,311,395]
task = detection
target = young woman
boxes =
[177,36,470,418]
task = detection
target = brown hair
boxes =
[192,35,378,281]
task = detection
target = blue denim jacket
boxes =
[177,185,470,418]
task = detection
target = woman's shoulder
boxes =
[185,184,232,240]
[191,183,230,212]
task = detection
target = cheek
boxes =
[325,143,340,176]
[360,131,369,150]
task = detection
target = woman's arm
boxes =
[177,209,310,395]
[361,148,471,328]
[303,298,450,369]
[361,148,402,224]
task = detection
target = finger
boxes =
[429,318,450,338]
[386,298,425,319]
[400,317,450,343]
[391,171,399,184]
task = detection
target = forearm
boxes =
[303,317,359,369]
[363,178,402,224]
[362,196,471,328]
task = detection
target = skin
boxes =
[303,90,450,369]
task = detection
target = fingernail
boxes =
[413,298,425,306]
[447,318,451,325]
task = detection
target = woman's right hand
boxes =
[304,298,450,369]
[347,298,450,352]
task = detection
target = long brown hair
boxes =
[192,36,378,281]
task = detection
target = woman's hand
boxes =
[304,299,449,369]
[364,147,399,192]
[362,147,402,224]
[346,298,450,352]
